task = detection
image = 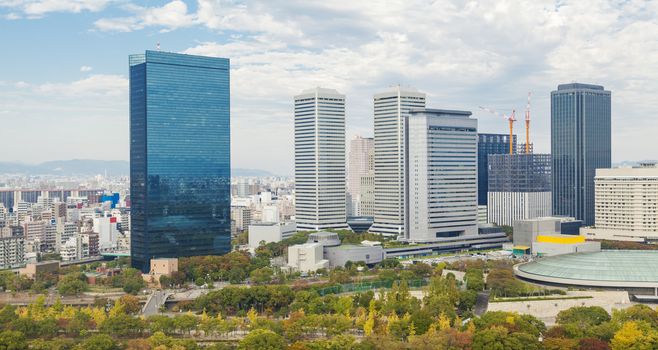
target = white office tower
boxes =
[404,109,479,242]
[294,87,349,231]
[347,136,374,216]
[370,86,426,236]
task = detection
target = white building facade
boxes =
[370,86,426,236]
[404,109,479,242]
[582,164,658,242]
[294,88,349,231]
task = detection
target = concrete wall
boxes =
[324,245,384,267]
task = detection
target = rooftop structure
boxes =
[515,250,658,294]
[306,231,341,247]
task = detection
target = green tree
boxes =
[464,268,485,292]
[74,334,118,350]
[57,273,88,296]
[0,330,27,350]
[113,268,146,294]
[472,326,540,350]
[250,267,274,285]
[556,306,611,328]
[100,313,145,336]
[174,314,198,335]
[148,314,176,335]
[238,328,286,350]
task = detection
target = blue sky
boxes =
[1,0,657,175]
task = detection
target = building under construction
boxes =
[487,153,552,226]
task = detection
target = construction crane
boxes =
[479,106,516,155]
[525,92,532,154]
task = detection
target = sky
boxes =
[1,0,657,175]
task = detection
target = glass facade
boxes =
[488,153,551,192]
[130,51,231,272]
[477,133,516,205]
[551,83,611,226]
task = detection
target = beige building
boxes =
[143,258,179,285]
[581,164,658,242]
[19,261,59,279]
[347,136,374,216]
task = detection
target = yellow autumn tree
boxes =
[363,300,377,336]
[611,321,657,350]
[247,307,258,327]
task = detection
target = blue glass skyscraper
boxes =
[551,83,611,226]
[129,51,231,272]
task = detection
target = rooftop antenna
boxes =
[156,42,161,51]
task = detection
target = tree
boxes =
[379,258,400,269]
[74,334,118,350]
[57,273,88,296]
[611,321,658,350]
[148,314,176,335]
[116,294,141,315]
[100,313,145,336]
[472,326,540,350]
[543,338,580,350]
[250,267,274,285]
[0,330,27,350]
[174,313,198,335]
[486,268,528,297]
[237,328,286,350]
[556,306,611,328]
[113,268,146,294]
[464,269,485,292]
[578,338,610,350]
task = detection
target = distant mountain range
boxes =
[0,160,277,177]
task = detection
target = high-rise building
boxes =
[294,88,348,231]
[0,226,25,269]
[582,163,658,242]
[404,108,479,242]
[487,153,552,226]
[477,133,516,206]
[129,50,231,272]
[370,86,426,236]
[347,136,374,216]
[236,178,250,197]
[551,83,611,225]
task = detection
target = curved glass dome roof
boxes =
[516,250,658,287]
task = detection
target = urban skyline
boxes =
[2,1,658,175]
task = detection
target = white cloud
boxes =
[80,65,92,72]
[37,74,127,97]
[0,0,111,18]
[3,0,658,173]
[0,74,129,163]
[178,0,658,174]
[93,0,195,32]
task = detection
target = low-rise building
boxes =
[19,260,59,279]
[513,216,582,248]
[248,222,296,249]
[532,234,601,256]
[324,244,384,267]
[287,243,329,273]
